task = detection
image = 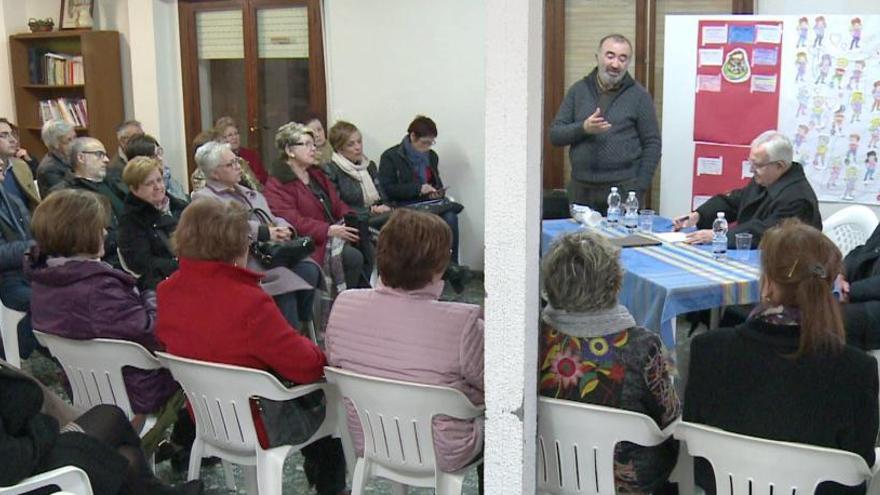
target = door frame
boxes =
[177,0,326,179]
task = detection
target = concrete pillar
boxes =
[483,0,544,493]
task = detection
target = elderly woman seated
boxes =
[539,230,680,494]
[124,134,189,204]
[324,120,391,222]
[685,220,879,494]
[156,198,347,495]
[118,156,188,290]
[25,189,185,456]
[264,122,369,290]
[326,209,484,489]
[191,140,321,329]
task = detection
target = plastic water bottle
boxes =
[606,187,621,225]
[623,191,639,233]
[712,212,728,260]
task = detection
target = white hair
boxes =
[41,119,74,150]
[752,130,793,166]
[195,140,232,178]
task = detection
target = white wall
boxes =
[323,0,486,269]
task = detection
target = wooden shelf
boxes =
[9,30,123,156]
[21,84,85,89]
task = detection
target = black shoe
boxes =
[443,263,473,294]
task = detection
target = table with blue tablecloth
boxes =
[541,218,762,349]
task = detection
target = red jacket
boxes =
[156,258,326,384]
[263,165,351,265]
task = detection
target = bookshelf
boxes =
[8,30,123,157]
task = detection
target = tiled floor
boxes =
[21,276,486,495]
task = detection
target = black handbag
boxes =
[255,389,326,447]
[250,237,315,269]
[249,208,315,268]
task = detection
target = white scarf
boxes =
[331,152,381,206]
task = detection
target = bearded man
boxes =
[549,34,661,212]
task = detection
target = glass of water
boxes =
[639,209,654,233]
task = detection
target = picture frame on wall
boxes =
[60,0,94,30]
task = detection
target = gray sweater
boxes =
[549,69,661,191]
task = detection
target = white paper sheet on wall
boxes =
[693,195,711,210]
[697,156,723,175]
[698,48,724,66]
[742,161,754,179]
[755,24,782,43]
[702,25,728,44]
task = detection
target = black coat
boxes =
[323,160,387,214]
[685,319,878,494]
[843,224,880,349]
[118,193,187,290]
[378,142,443,203]
[0,364,128,493]
[695,162,822,248]
[59,177,128,270]
[0,189,31,276]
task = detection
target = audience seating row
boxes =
[12,331,880,495]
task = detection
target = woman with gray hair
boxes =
[264,122,368,291]
[36,119,76,196]
[191,140,320,329]
[539,230,680,494]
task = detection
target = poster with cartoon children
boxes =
[780,15,880,204]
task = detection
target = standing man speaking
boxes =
[549,34,661,213]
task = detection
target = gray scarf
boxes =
[541,304,636,338]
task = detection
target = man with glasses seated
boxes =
[0,119,40,212]
[54,137,126,269]
[673,130,822,248]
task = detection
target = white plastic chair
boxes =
[823,205,879,256]
[32,331,161,436]
[156,352,340,495]
[0,465,93,495]
[674,421,880,494]
[536,397,686,494]
[0,303,26,368]
[323,366,485,495]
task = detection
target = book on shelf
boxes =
[39,98,88,127]
[28,50,84,85]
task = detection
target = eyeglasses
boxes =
[82,150,108,159]
[416,137,436,146]
[749,159,779,169]
[293,141,317,149]
[220,157,241,168]
[0,132,11,140]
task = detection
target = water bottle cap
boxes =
[610,187,618,192]
[717,212,725,218]
[628,191,636,197]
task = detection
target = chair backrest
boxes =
[674,422,872,494]
[156,352,303,456]
[0,465,93,495]
[32,331,162,421]
[822,205,879,256]
[536,397,672,494]
[323,366,484,477]
[0,304,27,368]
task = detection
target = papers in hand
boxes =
[654,232,688,243]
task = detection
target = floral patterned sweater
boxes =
[539,305,681,494]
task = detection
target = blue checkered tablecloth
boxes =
[541,218,762,348]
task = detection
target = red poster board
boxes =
[691,142,752,209]
[694,20,783,145]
